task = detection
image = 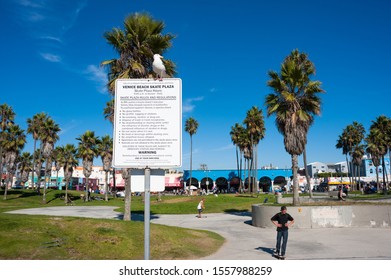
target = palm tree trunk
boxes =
[112,168,116,198]
[104,171,108,201]
[239,151,243,193]
[382,155,387,195]
[123,169,131,221]
[42,158,48,204]
[256,144,259,193]
[3,167,8,200]
[303,147,312,198]
[65,176,69,205]
[189,135,193,195]
[56,171,59,190]
[0,146,4,192]
[292,154,300,206]
[31,139,36,189]
[346,155,352,189]
[376,166,380,193]
[85,177,90,201]
[236,146,239,184]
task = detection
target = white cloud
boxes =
[40,52,61,62]
[183,96,204,113]
[84,64,108,94]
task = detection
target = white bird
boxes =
[152,54,166,80]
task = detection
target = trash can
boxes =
[276,192,282,204]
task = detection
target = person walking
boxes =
[271,205,294,259]
[197,198,205,218]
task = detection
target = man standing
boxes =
[271,205,294,259]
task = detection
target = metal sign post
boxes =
[144,167,151,260]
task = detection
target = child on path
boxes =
[197,198,205,218]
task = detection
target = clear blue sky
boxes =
[1,0,390,170]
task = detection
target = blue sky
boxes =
[1,0,390,170]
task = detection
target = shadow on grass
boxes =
[0,189,41,201]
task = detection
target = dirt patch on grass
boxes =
[158,197,195,204]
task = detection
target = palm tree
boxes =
[230,123,246,188]
[2,124,26,199]
[53,146,63,189]
[185,117,199,194]
[58,144,78,204]
[98,135,113,201]
[243,106,265,195]
[265,49,324,205]
[337,122,365,190]
[351,144,365,190]
[101,13,176,93]
[103,99,115,125]
[18,152,33,187]
[0,104,15,189]
[76,130,100,201]
[27,112,48,190]
[40,117,61,204]
[369,115,391,194]
[366,129,385,192]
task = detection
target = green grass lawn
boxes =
[0,189,271,260]
[1,188,389,260]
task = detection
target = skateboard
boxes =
[273,253,285,260]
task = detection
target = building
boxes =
[360,157,390,180]
[182,168,292,192]
[307,161,348,178]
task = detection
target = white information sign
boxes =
[113,79,182,168]
[130,169,165,192]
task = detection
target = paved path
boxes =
[6,206,391,260]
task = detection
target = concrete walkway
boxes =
[6,206,391,260]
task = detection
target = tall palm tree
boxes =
[265,49,324,205]
[2,124,26,200]
[40,117,61,204]
[337,122,365,190]
[53,146,63,189]
[185,117,199,194]
[369,115,391,194]
[351,144,365,189]
[244,106,265,194]
[102,99,117,194]
[58,144,78,204]
[77,130,100,201]
[230,123,246,187]
[18,152,33,187]
[101,13,176,94]
[230,123,250,192]
[366,129,385,192]
[0,104,15,189]
[27,112,48,190]
[98,135,113,201]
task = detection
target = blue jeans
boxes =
[276,230,289,256]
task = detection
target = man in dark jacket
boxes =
[271,205,294,259]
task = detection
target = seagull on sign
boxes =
[152,54,166,80]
